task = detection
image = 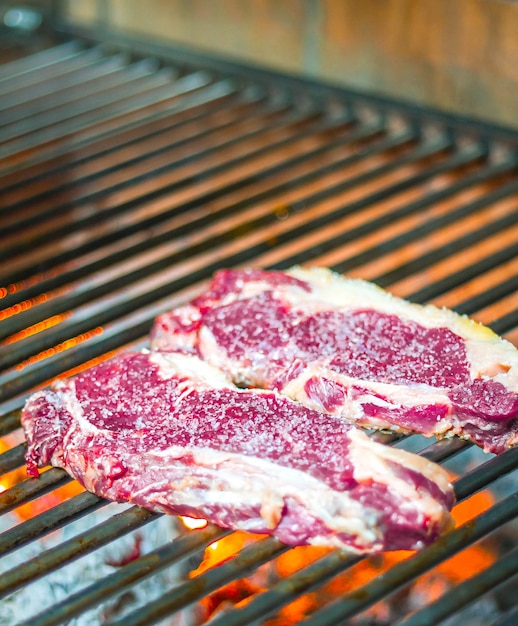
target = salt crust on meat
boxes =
[22,351,454,554]
[150,266,518,453]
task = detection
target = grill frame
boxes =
[1,22,518,626]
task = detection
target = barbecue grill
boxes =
[1,7,518,626]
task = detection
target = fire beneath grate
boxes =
[1,32,518,626]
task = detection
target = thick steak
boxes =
[151,267,518,453]
[22,351,454,553]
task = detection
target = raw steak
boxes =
[151,267,518,454]
[22,351,454,554]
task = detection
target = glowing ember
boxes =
[4,313,72,344]
[181,516,209,530]
[15,326,104,371]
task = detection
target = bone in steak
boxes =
[151,267,518,454]
[22,351,454,553]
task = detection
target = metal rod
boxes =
[0,99,299,243]
[0,442,27,474]
[0,491,105,557]
[0,92,284,218]
[207,550,362,626]
[0,76,240,190]
[22,525,229,626]
[0,54,130,122]
[396,547,518,626]
[304,160,518,276]
[453,446,518,503]
[0,62,173,144]
[491,605,518,626]
[0,505,158,600]
[302,492,518,626]
[108,536,290,626]
[375,212,518,291]
[0,116,381,290]
[0,145,479,370]
[491,309,518,337]
[453,272,518,317]
[0,120,381,334]
[0,43,95,93]
[188,439,508,626]
[0,116,371,313]
[0,467,71,516]
[0,84,259,208]
[0,104,318,257]
[0,41,83,81]
[0,72,234,177]
[417,438,470,464]
[0,408,21,437]
[0,68,182,160]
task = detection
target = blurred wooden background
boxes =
[63,0,518,128]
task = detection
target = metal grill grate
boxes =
[1,32,518,626]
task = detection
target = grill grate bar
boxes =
[0,41,82,81]
[0,91,268,213]
[4,145,467,373]
[0,105,323,260]
[0,71,231,175]
[0,68,189,161]
[0,54,135,125]
[20,525,230,626]
[1,104,321,243]
[491,309,518,337]
[192,441,511,626]
[0,62,171,144]
[0,492,105,557]
[302,492,518,626]
[454,447,518,502]
[0,116,384,287]
[457,270,518,315]
[207,551,362,626]
[0,505,158,600]
[0,63,177,147]
[0,443,27,474]
[0,76,241,190]
[0,468,71,516]
[0,157,513,402]
[0,118,378,313]
[0,52,129,113]
[0,94,290,219]
[109,537,290,626]
[82,446,518,626]
[0,409,22,438]
[377,214,518,293]
[398,546,518,626]
[0,43,98,93]
[283,157,516,273]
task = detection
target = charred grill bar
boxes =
[1,21,518,626]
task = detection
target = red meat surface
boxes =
[151,267,518,453]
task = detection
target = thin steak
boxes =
[151,267,518,454]
[22,350,454,553]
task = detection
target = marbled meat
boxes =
[151,267,518,454]
[22,351,454,553]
